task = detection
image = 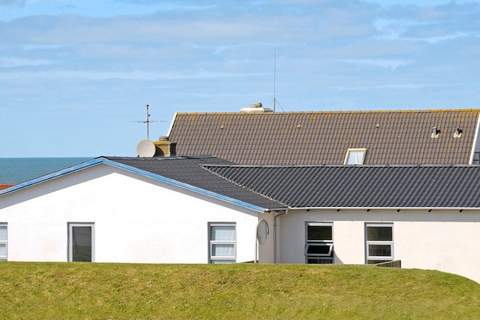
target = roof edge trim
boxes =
[0,158,104,196]
[288,206,480,211]
[173,108,480,116]
[166,112,178,137]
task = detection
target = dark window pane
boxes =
[72,226,92,262]
[367,226,392,241]
[306,244,332,255]
[308,225,332,241]
[307,257,333,264]
[368,244,391,257]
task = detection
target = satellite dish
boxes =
[137,140,156,157]
[256,219,270,244]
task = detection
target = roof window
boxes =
[345,148,366,165]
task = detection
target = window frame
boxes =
[305,222,334,264]
[0,223,7,261]
[208,222,236,264]
[344,148,367,165]
[365,222,394,264]
[68,222,95,262]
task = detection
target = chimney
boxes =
[240,102,273,113]
[137,137,176,158]
[153,136,176,157]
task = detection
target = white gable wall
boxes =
[0,164,259,263]
[260,209,480,283]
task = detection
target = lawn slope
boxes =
[0,263,479,319]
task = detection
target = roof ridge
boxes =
[200,164,290,208]
[203,164,480,169]
[175,108,480,115]
[102,156,220,161]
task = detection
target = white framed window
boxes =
[0,223,7,261]
[305,222,334,264]
[209,223,236,264]
[344,148,367,165]
[365,223,393,264]
[68,223,94,262]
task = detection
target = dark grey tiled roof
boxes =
[169,110,479,165]
[104,156,284,210]
[204,165,480,208]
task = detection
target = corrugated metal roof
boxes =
[204,165,480,208]
[169,109,479,165]
[104,156,284,209]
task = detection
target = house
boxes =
[0,156,281,264]
[204,164,480,283]
[1,155,480,282]
[168,108,480,165]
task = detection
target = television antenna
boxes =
[271,49,286,112]
[273,49,277,112]
[134,104,166,140]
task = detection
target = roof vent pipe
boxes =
[431,127,441,139]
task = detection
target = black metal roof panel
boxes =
[104,156,284,210]
[203,165,480,208]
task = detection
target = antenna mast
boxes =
[134,104,166,140]
[146,104,151,140]
[273,49,277,112]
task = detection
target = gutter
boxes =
[273,208,288,263]
[287,206,479,212]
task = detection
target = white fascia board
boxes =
[166,112,178,138]
[0,158,104,196]
[469,113,480,164]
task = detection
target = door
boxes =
[68,223,94,262]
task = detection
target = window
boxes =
[305,222,333,264]
[68,223,94,262]
[365,223,393,264]
[0,223,7,261]
[345,148,367,165]
[209,223,236,264]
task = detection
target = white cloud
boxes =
[22,44,65,51]
[404,32,473,44]
[374,18,478,44]
[0,57,52,68]
[339,58,412,70]
[0,0,24,5]
[0,69,268,80]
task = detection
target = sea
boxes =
[0,158,91,185]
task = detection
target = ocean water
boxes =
[0,158,91,185]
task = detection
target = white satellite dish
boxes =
[137,140,156,157]
[256,219,270,244]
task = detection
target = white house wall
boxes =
[268,209,480,283]
[0,164,259,264]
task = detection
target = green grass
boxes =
[0,263,479,319]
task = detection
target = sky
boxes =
[0,0,479,157]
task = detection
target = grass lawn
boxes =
[0,263,479,319]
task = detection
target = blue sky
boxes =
[1,0,479,157]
